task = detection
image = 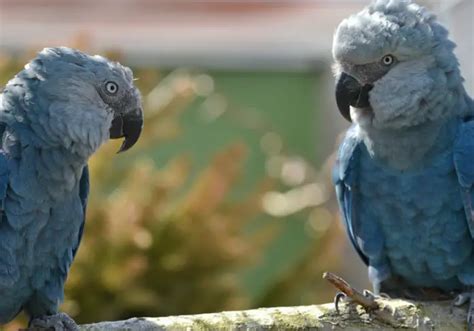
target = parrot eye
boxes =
[382,55,395,66]
[105,81,119,95]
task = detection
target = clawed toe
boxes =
[363,289,391,300]
[323,272,379,315]
[334,289,379,314]
[362,289,376,300]
[453,292,471,307]
[334,291,349,314]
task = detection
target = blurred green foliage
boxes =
[0,47,348,329]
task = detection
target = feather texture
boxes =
[0,47,141,323]
[333,0,474,298]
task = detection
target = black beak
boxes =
[335,72,373,122]
[109,108,143,153]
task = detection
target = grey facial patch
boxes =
[343,59,397,85]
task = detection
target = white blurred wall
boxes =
[441,0,474,95]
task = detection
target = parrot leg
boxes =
[28,312,79,331]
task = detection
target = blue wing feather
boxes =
[72,165,89,258]
[53,165,88,304]
[333,126,369,265]
[57,165,88,277]
[454,117,474,238]
[0,148,17,287]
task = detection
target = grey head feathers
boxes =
[1,47,143,157]
[332,0,469,131]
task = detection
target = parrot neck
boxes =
[359,116,459,170]
[359,87,472,170]
[40,147,88,201]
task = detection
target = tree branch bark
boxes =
[80,299,467,330]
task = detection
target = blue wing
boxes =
[54,165,88,302]
[0,148,16,287]
[72,165,89,258]
[332,126,369,265]
[57,165,89,277]
[454,117,474,238]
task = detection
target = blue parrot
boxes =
[332,0,474,325]
[0,47,143,329]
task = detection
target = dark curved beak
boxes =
[109,108,143,153]
[335,72,373,122]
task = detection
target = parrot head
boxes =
[24,47,143,154]
[332,0,464,130]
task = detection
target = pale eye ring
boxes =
[382,55,395,66]
[105,81,119,95]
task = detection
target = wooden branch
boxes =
[80,299,467,330]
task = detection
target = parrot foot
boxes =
[323,272,406,327]
[453,291,471,306]
[333,288,389,314]
[28,312,79,331]
[452,289,474,331]
[362,289,390,299]
[323,272,379,313]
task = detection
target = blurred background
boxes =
[0,0,472,329]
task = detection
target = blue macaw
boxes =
[332,0,474,326]
[0,47,143,329]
